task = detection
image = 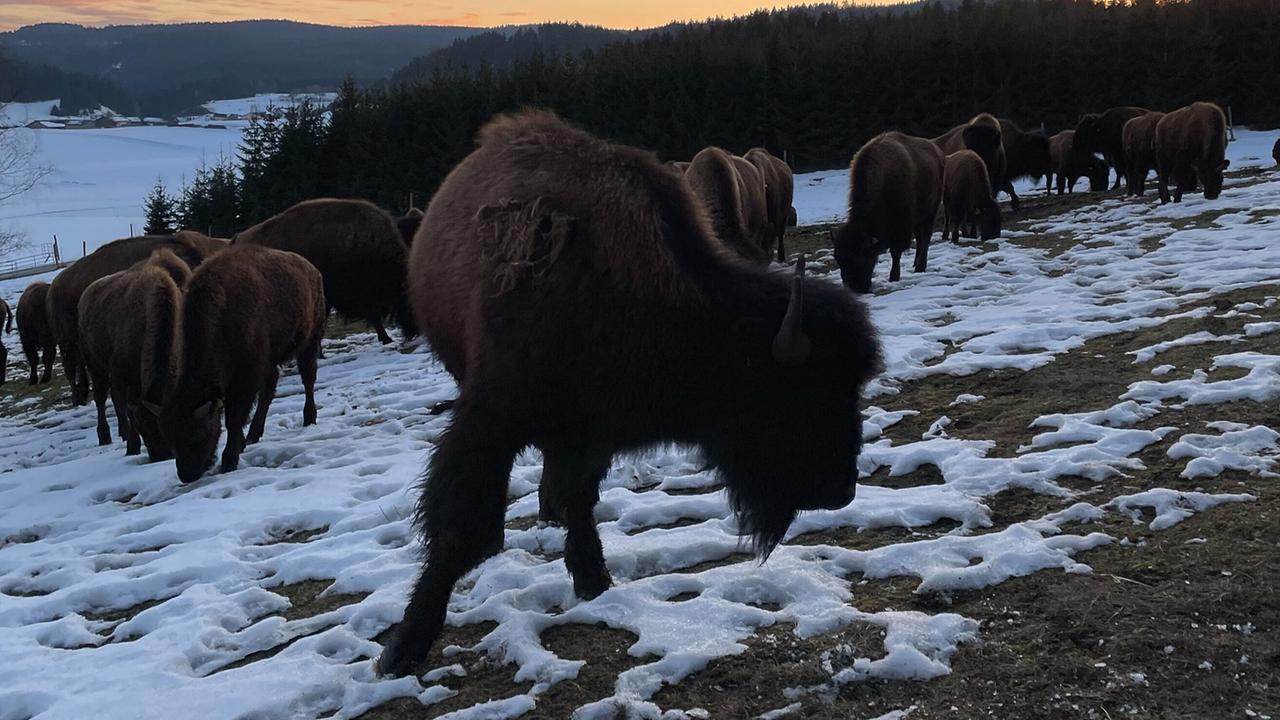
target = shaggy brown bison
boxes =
[934,113,1006,204]
[745,147,796,261]
[0,298,9,385]
[233,198,414,344]
[1048,131,1110,194]
[1121,111,1166,197]
[396,208,424,247]
[377,110,882,677]
[78,250,190,458]
[834,131,944,293]
[731,155,770,253]
[46,231,226,406]
[997,119,1052,210]
[943,150,1002,242]
[1273,137,1280,167]
[1156,102,1230,204]
[1073,106,1149,190]
[684,147,769,263]
[159,244,325,483]
[16,281,56,385]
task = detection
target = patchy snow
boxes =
[0,129,1278,718]
[200,93,338,118]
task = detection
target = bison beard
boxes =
[377,110,883,677]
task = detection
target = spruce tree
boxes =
[143,179,178,235]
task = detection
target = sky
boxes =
[0,1,902,32]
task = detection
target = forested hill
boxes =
[391,24,631,83]
[0,51,133,115]
[0,21,486,116]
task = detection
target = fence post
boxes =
[53,235,61,266]
[130,222,134,236]
[1227,106,1237,142]
[82,241,86,258]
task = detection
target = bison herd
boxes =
[0,99,1245,678]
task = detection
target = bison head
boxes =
[130,399,173,462]
[1203,159,1229,200]
[1086,157,1110,192]
[160,396,223,482]
[961,124,1003,177]
[831,223,878,294]
[707,258,879,555]
[975,200,1002,240]
[1073,114,1105,157]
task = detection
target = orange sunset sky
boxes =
[0,1,902,32]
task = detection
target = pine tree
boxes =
[143,179,178,235]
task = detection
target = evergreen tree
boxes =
[143,179,179,235]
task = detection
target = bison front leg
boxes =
[1003,181,1020,212]
[41,344,55,384]
[220,386,255,473]
[89,368,111,446]
[371,316,394,345]
[542,449,613,600]
[246,366,280,445]
[1157,166,1171,204]
[298,341,319,426]
[377,406,517,678]
[913,223,931,274]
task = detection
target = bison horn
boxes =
[772,255,812,366]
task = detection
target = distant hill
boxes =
[0,21,486,116]
[0,50,133,115]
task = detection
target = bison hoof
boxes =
[428,399,456,416]
[220,456,239,474]
[375,630,425,678]
[573,568,612,601]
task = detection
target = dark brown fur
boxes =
[745,147,796,262]
[943,150,1002,242]
[46,231,226,405]
[233,198,415,343]
[731,155,770,254]
[16,281,56,385]
[835,131,945,293]
[396,207,424,247]
[1155,102,1230,204]
[684,147,768,264]
[1048,130,1109,194]
[159,244,325,483]
[997,119,1051,210]
[934,113,1006,204]
[1273,137,1280,167]
[1122,111,1166,197]
[78,250,190,459]
[380,110,882,677]
[1073,106,1149,190]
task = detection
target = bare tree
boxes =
[0,103,53,257]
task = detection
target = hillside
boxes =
[0,21,486,116]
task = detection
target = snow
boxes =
[200,93,338,118]
[0,99,63,127]
[0,127,1278,718]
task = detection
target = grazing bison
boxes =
[233,198,414,344]
[46,231,226,406]
[834,131,945,293]
[1121,112,1166,197]
[1156,102,1230,204]
[78,250,190,458]
[745,147,797,261]
[1273,137,1280,167]
[396,208,424,247]
[1073,107,1149,190]
[997,119,1052,210]
[377,110,883,677]
[159,244,325,483]
[16,282,56,385]
[0,298,8,385]
[943,150,1002,242]
[684,147,769,263]
[1048,131,1110,194]
[934,114,1006,204]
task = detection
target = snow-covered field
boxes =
[0,131,1278,719]
[0,126,243,259]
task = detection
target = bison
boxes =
[934,113,1006,204]
[159,244,325,483]
[46,231,226,406]
[16,282,56,385]
[1121,112,1166,197]
[834,131,945,293]
[78,250,190,458]
[1156,102,1230,204]
[0,298,9,385]
[684,147,769,263]
[1073,107,1149,190]
[997,119,1052,210]
[745,147,797,261]
[731,155,771,254]
[377,110,883,677]
[233,198,415,344]
[943,150,1002,242]
[1273,137,1280,167]
[1048,131,1110,194]
[665,160,691,175]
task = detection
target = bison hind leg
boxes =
[541,448,613,600]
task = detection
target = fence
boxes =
[0,240,63,280]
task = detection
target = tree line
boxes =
[164,0,1280,233]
